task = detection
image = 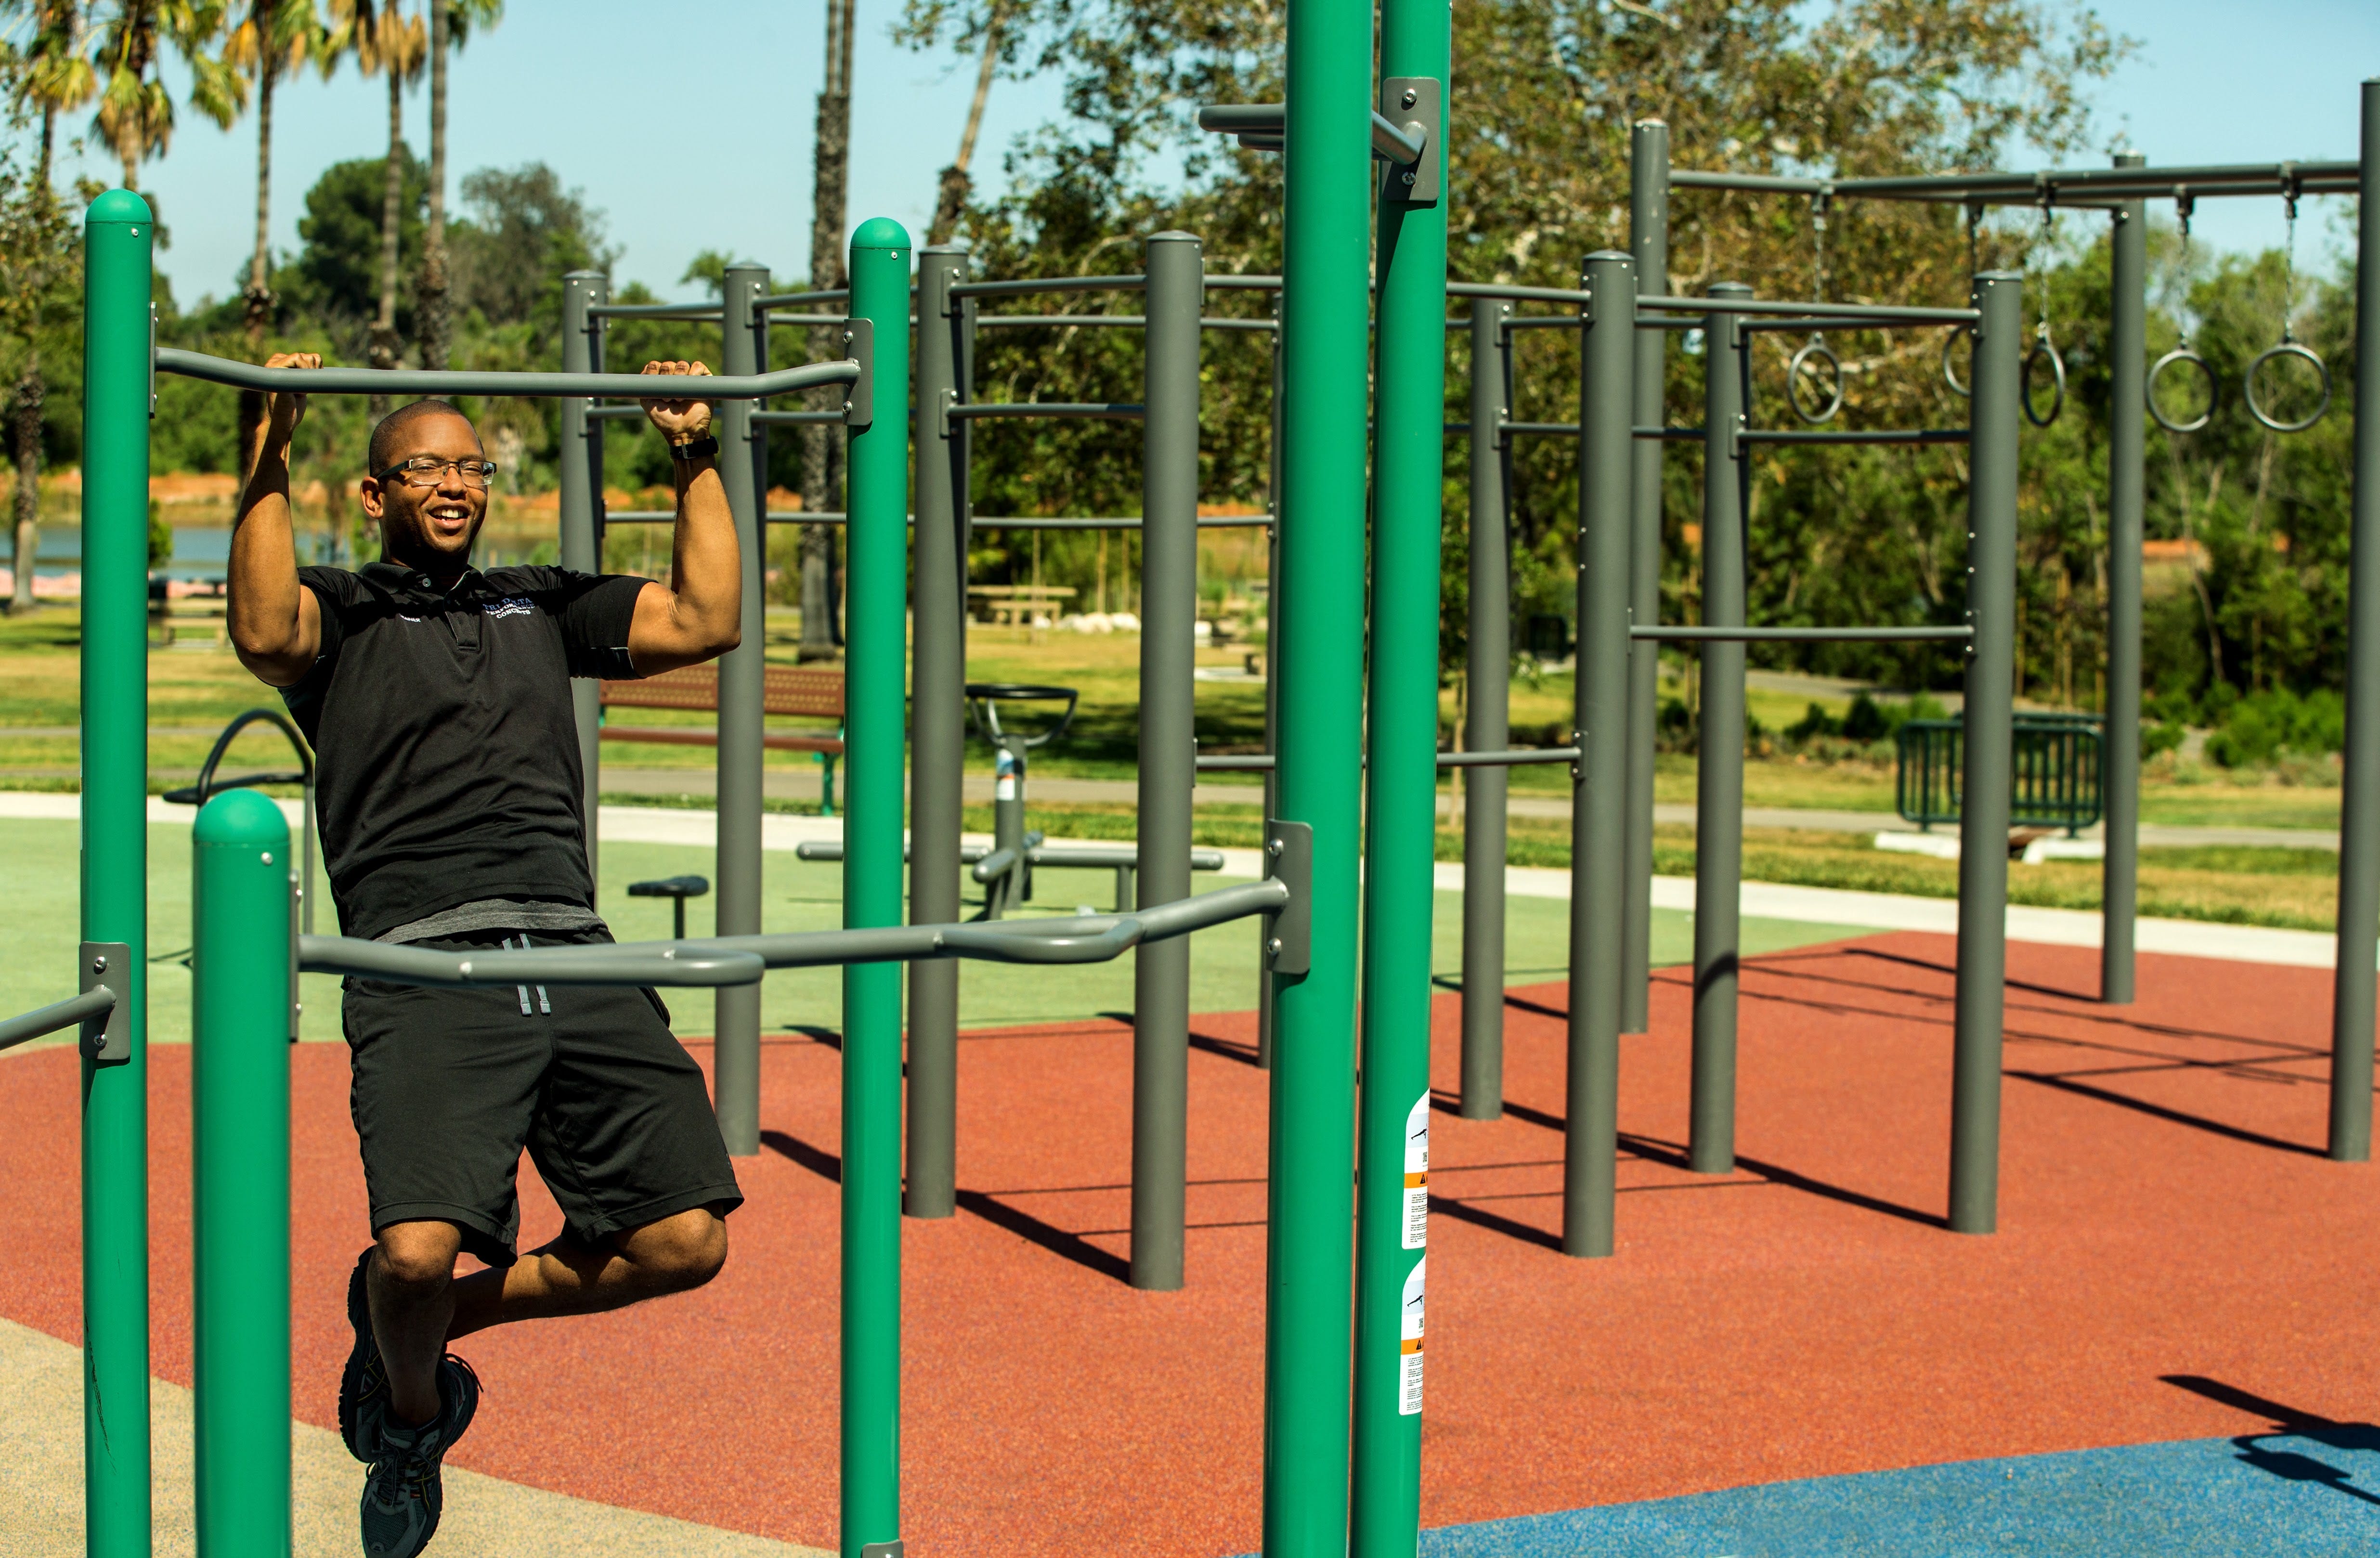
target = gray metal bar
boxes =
[586,301,723,320]
[1668,159,2358,204]
[1637,425,1704,440]
[906,247,968,1221]
[947,275,1148,300]
[1633,624,1974,642]
[753,410,848,426]
[754,288,852,309]
[1133,231,1202,1293]
[561,272,607,888]
[1623,118,1669,1037]
[1440,746,1578,767]
[1461,302,1510,1119]
[1257,292,1285,1072]
[1637,296,1977,324]
[1691,283,1752,1175]
[605,512,1274,531]
[971,846,1019,883]
[947,402,1146,421]
[1949,271,2023,1234]
[1565,250,1634,1259]
[300,940,765,987]
[1448,281,1594,305]
[710,263,770,1158]
[153,348,859,403]
[0,985,116,1052]
[1739,428,1970,445]
[966,314,1277,331]
[1205,274,1283,290]
[587,405,651,422]
[2334,85,2380,1165]
[1735,316,1964,334]
[2102,155,2147,1006]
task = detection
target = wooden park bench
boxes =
[966,584,1077,628]
[599,662,847,814]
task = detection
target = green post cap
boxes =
[86,188,154,227]
[194,788,292,850]
[850,216,911,253]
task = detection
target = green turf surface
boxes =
[0,818,1877,1048]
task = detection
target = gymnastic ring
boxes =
[2147,347,2215,434]
[2021,338,2066,428]
[2243,339,2331,433]
[1940,328,1971,398]
[1787,336,1843,424]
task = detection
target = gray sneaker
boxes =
[339,1250,389,1463]
[359,1354,480,1558]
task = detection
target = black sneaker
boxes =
[339,1249,390,1463]
[359,1353,480,1558]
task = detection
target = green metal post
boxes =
[1690,284,1751,1174]
[2101,155,2146,1005]
[1622,119,1669,1035]
[1351,3,1447,1550]
[192,790,293,1558]
[1459,302,1510,1118]
[1949,271,2022,1234]
[907,246,968,1220]
[1132,230,1203,1292]
[561,270,608,884]
[842,217,911,1558]
[1562,251,1635,1259]
[1265,0,1369,1545]
[714,262,770,1156]
[2332,79,2380,1162]
[81,186,153,1558]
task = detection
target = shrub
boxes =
[2206,688,2347,767]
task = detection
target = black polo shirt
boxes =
[281,560,651,941]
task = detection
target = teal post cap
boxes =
[195,788,292,850]
[86,188,154,226]
[850,216,912,253]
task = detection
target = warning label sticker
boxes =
[1402,1092,1429,1250]
[1399,1257,1425,1415]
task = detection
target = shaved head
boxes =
[368,399,480,474]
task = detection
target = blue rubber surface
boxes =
[1418,1435,2380,1557]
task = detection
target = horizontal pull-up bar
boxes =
[1194,747,1582,772]
[598,510,1275,530]
[950,275,1148,301]
[0,984,117,1052]
[1632,624,1975,642]
[153,348,868,419]
[969,314,1278,332]
[1638,295,1977,324]
[1669,158,2358,207]
[755,287,852,311]
[1192,104,1428,167]
[795,840,1227,871]
[588,301,722,321]
[301,878,1290,984]
[947,401,1146,422]
[1740,428,1970,446]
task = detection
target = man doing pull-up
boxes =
[229,354,744,1558]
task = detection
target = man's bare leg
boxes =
[369,1208,728,1426]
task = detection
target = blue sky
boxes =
[32,0,2380,311]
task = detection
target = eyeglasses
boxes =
[372,456,500,490]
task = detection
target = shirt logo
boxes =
[485,597,535,620]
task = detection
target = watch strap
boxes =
[668,435,720,462]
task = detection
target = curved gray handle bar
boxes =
[302,939,769,988]
[0,985,118,1053]
[154,348,860,404]
[298,880,1293,988]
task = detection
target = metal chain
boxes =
[2033,197,2055,346]
[2174,191,2196,347]
[2280,185,2300,345]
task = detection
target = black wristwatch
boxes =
[668,435,719,462]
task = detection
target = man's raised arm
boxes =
[625,360,741,674]
[228,351,324,686]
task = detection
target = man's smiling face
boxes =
[360,410,491,571]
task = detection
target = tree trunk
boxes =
[416,0,451,370]
[240,54,278,471]
[9,350,38,615]
[799,0,856,660]
[926,7,1005,247]
[368,55,405,418]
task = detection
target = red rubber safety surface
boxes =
[4,932,2377,1555]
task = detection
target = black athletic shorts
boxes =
[342,926,744,1268]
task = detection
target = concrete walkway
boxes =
[0,1318,828,1558]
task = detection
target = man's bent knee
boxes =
[624,1208,728,1294]
[375,1220,465,1290]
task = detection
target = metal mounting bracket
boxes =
[1379,78,1441,205]
[80,941,130,1063]
[860,1541,904,1558]
[842,317,874,429]
[1262,819,1312,979]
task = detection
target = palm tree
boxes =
[3,0,90,614]
[222,0,326,348]
[89,0,245,214]
[327,0,423,398]
[413,0,498,371]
